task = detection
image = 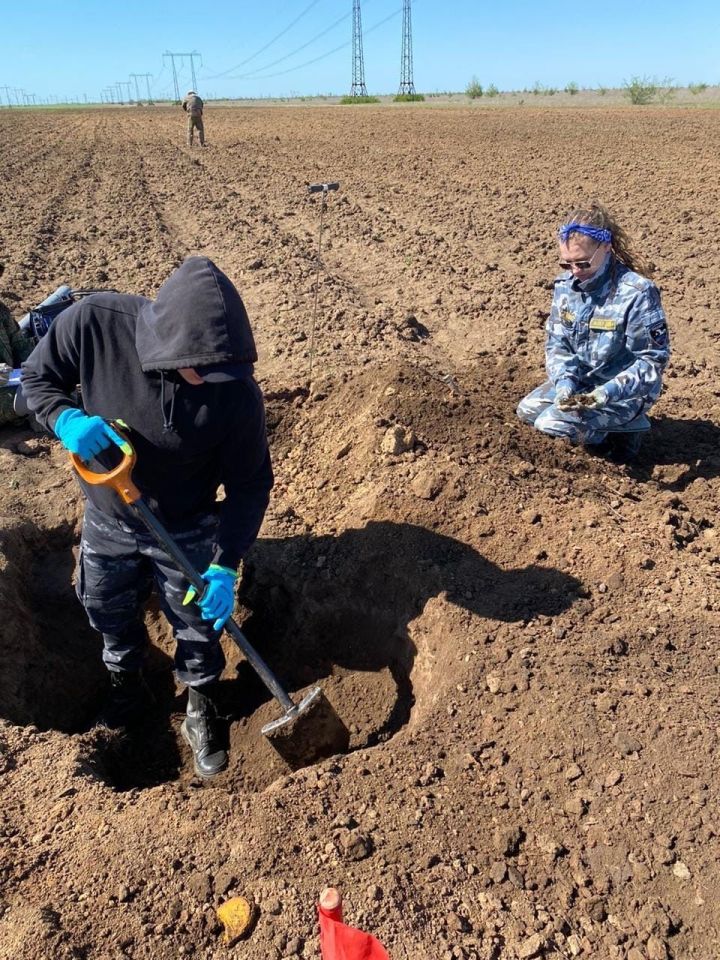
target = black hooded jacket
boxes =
[21,257,273,569]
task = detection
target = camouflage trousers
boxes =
[517,380,651,445]
[76,502,225,685]
[187,115,205,146]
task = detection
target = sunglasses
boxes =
[559,243,603,271]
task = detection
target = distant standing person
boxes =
[182,90,205,147]
[517,202,670,462]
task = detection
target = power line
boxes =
[234,6,402,83]
[220,9,352,81]
[152,61,168,84]
[203,0,324,80]
[90,1,408,103]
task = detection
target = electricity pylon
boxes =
[165,51,201,101]
[130,73,154,104]
[398,0,416,95]
[350,0,368,97]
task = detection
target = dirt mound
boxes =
[1,106,720,959]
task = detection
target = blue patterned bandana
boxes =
[558,223,612,244]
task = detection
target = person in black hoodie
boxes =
[21,257,274,778]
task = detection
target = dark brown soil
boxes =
[1,105,719,960]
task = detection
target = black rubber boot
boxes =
[607,432,644,463]
[586,432,645,464]
[96,670,155,730]
[181,683,228,778]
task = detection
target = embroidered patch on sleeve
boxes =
[649,323,669,347]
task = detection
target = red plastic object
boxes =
[318,888,390,960]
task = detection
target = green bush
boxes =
[486,84,499,97]
[656,81,676,104]
[466,77,483,99]
[623,75,658,104]
[393,93,425,102]
[597,86,607,96]
[688,82,707,95]
[340,95,380,104]
[565,81,579,95]
[532,83,557,96]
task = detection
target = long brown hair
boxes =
[561,202,653,278]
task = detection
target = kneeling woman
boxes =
[517,203,670,459]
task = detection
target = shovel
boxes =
[70,424,349,768]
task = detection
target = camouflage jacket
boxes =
[0,300,33,367]
[0,300,34,425]
[545,257,670,404]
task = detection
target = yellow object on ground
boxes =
[217,896,254,944]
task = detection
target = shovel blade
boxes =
[262,687,349,771]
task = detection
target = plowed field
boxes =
[1,104,720,960]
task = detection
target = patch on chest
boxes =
[589,316,618,332]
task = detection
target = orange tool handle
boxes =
[69,422,142,506]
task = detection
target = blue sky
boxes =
[3,0,719,103]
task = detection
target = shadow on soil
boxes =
[2,518,582,791]
[629,415,720,489]
[238,520,583,730]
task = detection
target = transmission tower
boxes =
[165,51,201,102]
[350,0,368,97]
[130,73,153,104]
[163,53,180,102]
[398,0,416,95]
[115,81,132,104]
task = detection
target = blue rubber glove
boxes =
[183,564,238,632]
[54,409,125,460]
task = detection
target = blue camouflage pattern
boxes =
[76,503,226,685]
[517,257,670,444]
